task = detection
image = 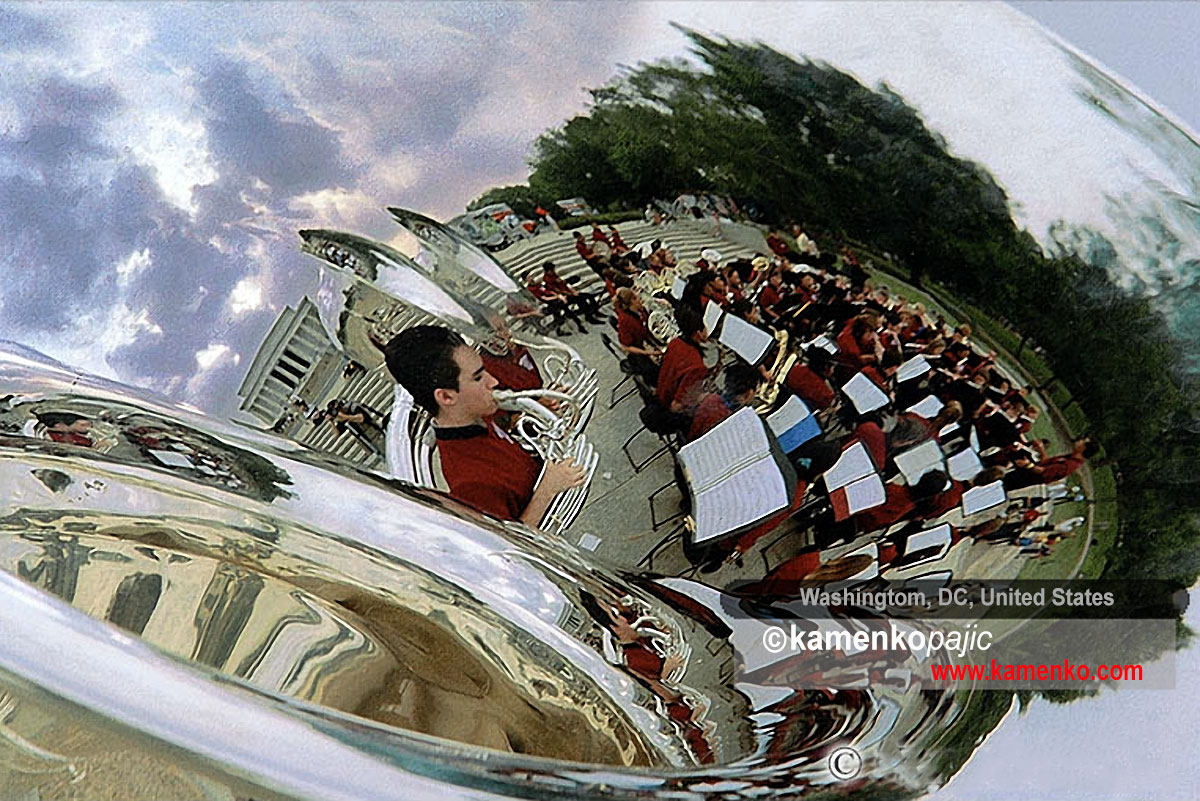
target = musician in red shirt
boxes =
[613,288,661,383]
[573,230,594,261]
[656,305,710,414]
[385,325,584,526]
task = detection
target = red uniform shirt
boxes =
[848,421,887,471]
[852,483,914,532]
[435,422,542,520]
[480,347,543,392]
[784,363,835,409]
[759,284,783,313]
[574,239,594,260]
[1037,454,1086,483]
[543,273,573,295]
[687,393,732,441]
[617,308,652,350]
[656,338,707,411]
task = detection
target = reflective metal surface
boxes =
[0,345,962,800]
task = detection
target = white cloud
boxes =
[228,276,264,314]
[115,247,152,284]
[194,342,236,370]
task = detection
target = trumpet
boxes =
[493,388,599,536]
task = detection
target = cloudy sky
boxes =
[0,1,1196,418]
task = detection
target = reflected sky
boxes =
[1,3,1197,416]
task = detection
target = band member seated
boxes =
[656,305,710,416]
[35,411,95,447]
[479,317,543,392]
[385,325,585,526]
[541,261,604,323]
[613,288,661,384]
[784,350,837,411]
[525,272,589,336]
[688,362,761,441]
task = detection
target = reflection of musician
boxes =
[480,317,543,392]
[385,325,584,526]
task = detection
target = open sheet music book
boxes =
[823,440,876,492]
[947,448,983,481]
[906,395,944,419]
[678,407,796,545]
[896,355,931,383]
[718,314,774,366]
[671,276,687,299]
[703,300,724,335]
[830,473,886,521]
[893,439,945,485]
[842,372,889,414]
[805,334,840,356]
[962,480,1006,516]
[766,395,822,453]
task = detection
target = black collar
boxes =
[435,423,488,441]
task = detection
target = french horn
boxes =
[493,388,599,536]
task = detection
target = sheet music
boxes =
[718,314,774,365]
[906,395,944,419]
[823,441,876,491]
[962,481,1006,516]
[671,276,687,299]
[843,474,886,513]
[692,455,789,544]
[678,407,768,491]
[703,300,724,335]
[896,355,931,383]
[842,372,889,414]
[969,424,981,451]
[893,440,945,485]
[149,449,195,469]
[947,448,983,481]
[767,395,811,434]
[806,334,839,355]
[905,524,952,554]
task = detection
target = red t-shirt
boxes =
[759,284,783,312]
[574,239,594,260]
[435,422,542,521]
[544,273,573,295]
[853,483,914,531]
[784,363,834,410]
[656,338,707,411]
[1037,454,1086,483]
[687,393,732,441]
[617,308,652,350]
[848,421,887,471]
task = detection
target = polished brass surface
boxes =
[0,343,968,800]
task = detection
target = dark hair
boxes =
[724,363,760,397]
[675,304,705,339]
[384,325,466,415]
[36,411,87,428]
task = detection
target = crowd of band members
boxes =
[564,225,1096,575]
[399,220,1096,582]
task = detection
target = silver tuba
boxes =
[493,388,599,536]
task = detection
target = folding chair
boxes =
[600,332,638,410]
[621,376,685,473]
